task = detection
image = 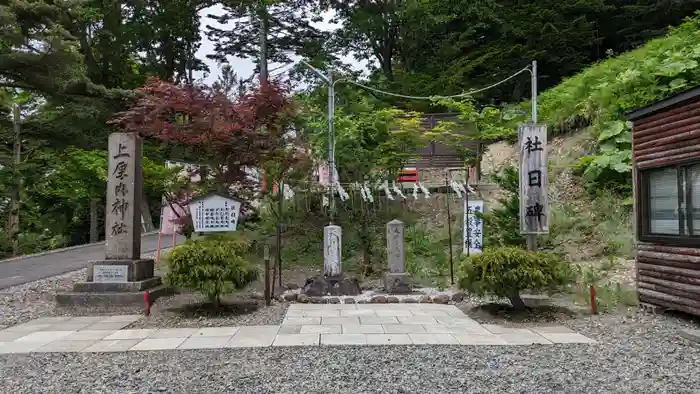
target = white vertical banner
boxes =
[518,124,549,234]
[463,200,484,254]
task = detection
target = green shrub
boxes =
[458,246,574,309]
[165,234,259,308]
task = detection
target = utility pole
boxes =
[327,69,335,223]
[296,59,342,275]
[527,60,538,252]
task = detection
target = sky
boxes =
[194,6,370,86]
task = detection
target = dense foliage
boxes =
[2,0,699,259]
[324,0,700,107]
[458,246,574,309]
[536,14,700,195]
[165,234,259,308]
[479,166,525,248]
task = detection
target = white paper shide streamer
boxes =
[382,180,394,200]
[391,181,406,200]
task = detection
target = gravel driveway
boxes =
[1,312,698,394]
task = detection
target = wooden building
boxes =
[628,86,700,316]
[399,113,482,169]
[393,113,484,188]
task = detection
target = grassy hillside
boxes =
[473,13,700,310]
[534,13,700,195]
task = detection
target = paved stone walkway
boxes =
[0,304,596,353]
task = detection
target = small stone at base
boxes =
[402,298,418,303]
[297,294,310,303]
[451,292,466,302]
[328,297,340,304]
[419,295,432,303]
[387,296,399,303]
[371,295,387,303]
[432,295,449,304]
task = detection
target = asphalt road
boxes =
[0,233,175,290]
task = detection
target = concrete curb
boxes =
[679,329,700,345]
[0,230,162,264]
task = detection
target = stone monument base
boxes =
[55,259,170,307]
[383,273,412,294]
[302,274,362,297]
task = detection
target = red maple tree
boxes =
[109,78,308,235]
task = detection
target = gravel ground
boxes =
[0,269,88,327]
[1,312,699,394]
[0,246,288,329]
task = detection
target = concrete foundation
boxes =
[383,273,412,294]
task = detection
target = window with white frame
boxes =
[644,163,700,238]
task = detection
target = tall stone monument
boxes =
[384,219,411,293]
[56,133,166,306]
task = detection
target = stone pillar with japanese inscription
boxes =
[383,219,411,294]
[323,225,342,277]
[106,132,143,259]
[56,133,164,307]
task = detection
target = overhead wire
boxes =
[268,62,295,76]
[340,66,532,100]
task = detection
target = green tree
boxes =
[206,0,325,78]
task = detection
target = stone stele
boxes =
[56,133,170,307]
[384,219,411,294]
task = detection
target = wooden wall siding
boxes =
[636,243,700,316]
[406,154,468,169]
[396,113,481,169]
[632,99,700,169]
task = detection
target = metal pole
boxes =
[527,60,538,252]
[466,177,470,258]
[445,173,454,285]
[327,69,336,224]
[531,60,538,123]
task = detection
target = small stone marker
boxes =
[384,219,411,294]
[56,133,167,307]
[387,219,405,274]
[324,225,342,277]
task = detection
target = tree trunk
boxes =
[89,199,99,243]
[508,293,527,310]
[140,190,155,232]
[9,104,21,256]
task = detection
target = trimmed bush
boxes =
[165,234,259,308]
[458,246,574,309]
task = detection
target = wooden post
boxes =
[264,244,271,306]
[590,285,598,314]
